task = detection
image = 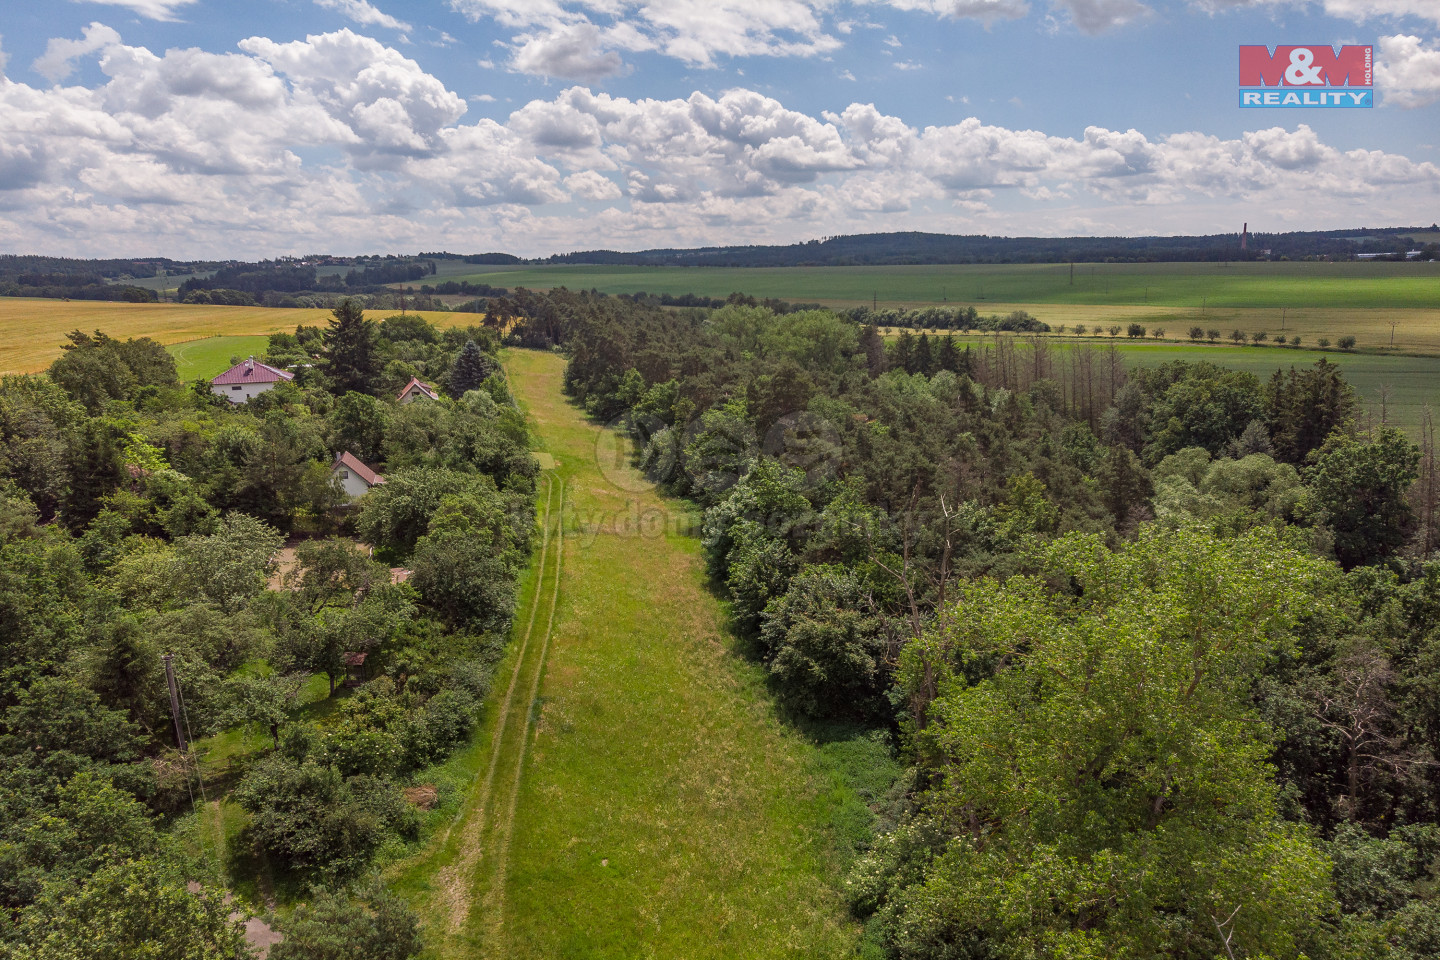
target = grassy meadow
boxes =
[388,350,875,959]
[0,298,461,374]
[168,335,274,380]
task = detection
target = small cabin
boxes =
[332,451,385,500]
[210,357,294,404]
[397,378,440,405]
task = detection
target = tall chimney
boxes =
[1241,223,1248,251]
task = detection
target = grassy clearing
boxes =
[168,335,273,380]
[389,349,865,959]
[0,298,460,374]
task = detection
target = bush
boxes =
[759,565,887,718]
[1318,337,1331,348]
[1338,335,1357,350]
[1126,323,1145,338]
[235,755,416,877]
[271,886,423,960]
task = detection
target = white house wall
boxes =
[212,382,278,404]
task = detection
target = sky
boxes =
[0,0,1437,258]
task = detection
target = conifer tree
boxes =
[449,340,494,398]
[322,299,376,396]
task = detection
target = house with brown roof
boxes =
[211,357,294,404]
[332,451,385,500]
[397,377,440,405]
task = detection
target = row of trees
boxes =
[1,307,537,957]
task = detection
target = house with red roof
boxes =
[332,451,385,500]
[210,357,294,404]
[397,377,440,405]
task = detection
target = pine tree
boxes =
[449,340,495,398]
[322,299,376,395]
[914,333,934,376]
[937,334,961,374]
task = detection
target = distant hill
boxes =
[541,227,1439,267]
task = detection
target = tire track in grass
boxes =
[434,474,555,935]
[481,478,565,953]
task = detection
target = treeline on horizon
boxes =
[4,225,1439,305]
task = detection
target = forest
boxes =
[545,287,1440,959]
[0,307,536,957]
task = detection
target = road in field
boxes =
[392,350,856,959]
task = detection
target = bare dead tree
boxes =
[1312,645,1435,819]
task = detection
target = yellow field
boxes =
[0,299,462,374]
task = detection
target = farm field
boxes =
[936,335,1440,434]
[0,298,460,374]
[443,261,1440,354]
[387,349,870,959]
[168,335,272,380]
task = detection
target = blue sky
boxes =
[0,0,1437,257]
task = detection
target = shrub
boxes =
[1318,337,1332,348]
[1126,323,1146,338]
[1338,335,1357,350]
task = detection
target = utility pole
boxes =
[1281,307,1286,331]
[163,654,187,752]
[1391,320,1399,347]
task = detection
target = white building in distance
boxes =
[332,451,385,500]
[210,357,294,403]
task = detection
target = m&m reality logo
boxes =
[1239,45,1373,108]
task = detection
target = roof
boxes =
[333,451,385,487]
[343,652,368,667]
[211,357,295,386]
[397,377,440,401]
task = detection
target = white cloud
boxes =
[471,93,497,102]
[1054,0,1150,33]
[72,0,197,21]
[34,22,123,82]
[314,0,413,34]
[1188,0,1440,27]
[1377,33,1440,107]
[510,23,628,80]
[870,0,1031,25]
[451,0,842,74]
[1,27,1437,258]
[238,30,466,164]
[1321,0,1440,26]
[565,169,623,199]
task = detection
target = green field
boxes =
[446,260,1440,310]
[167,335,272,379]
[388,350,872,959]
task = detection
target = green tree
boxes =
[863,528,1338,959]
[758,564,886,717]
[322,300,377,396]
[1307,427,1420,568]
[271,886,423,960]
[447,340,495,398]
[11,858,249,960]
[328,392,389,464]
